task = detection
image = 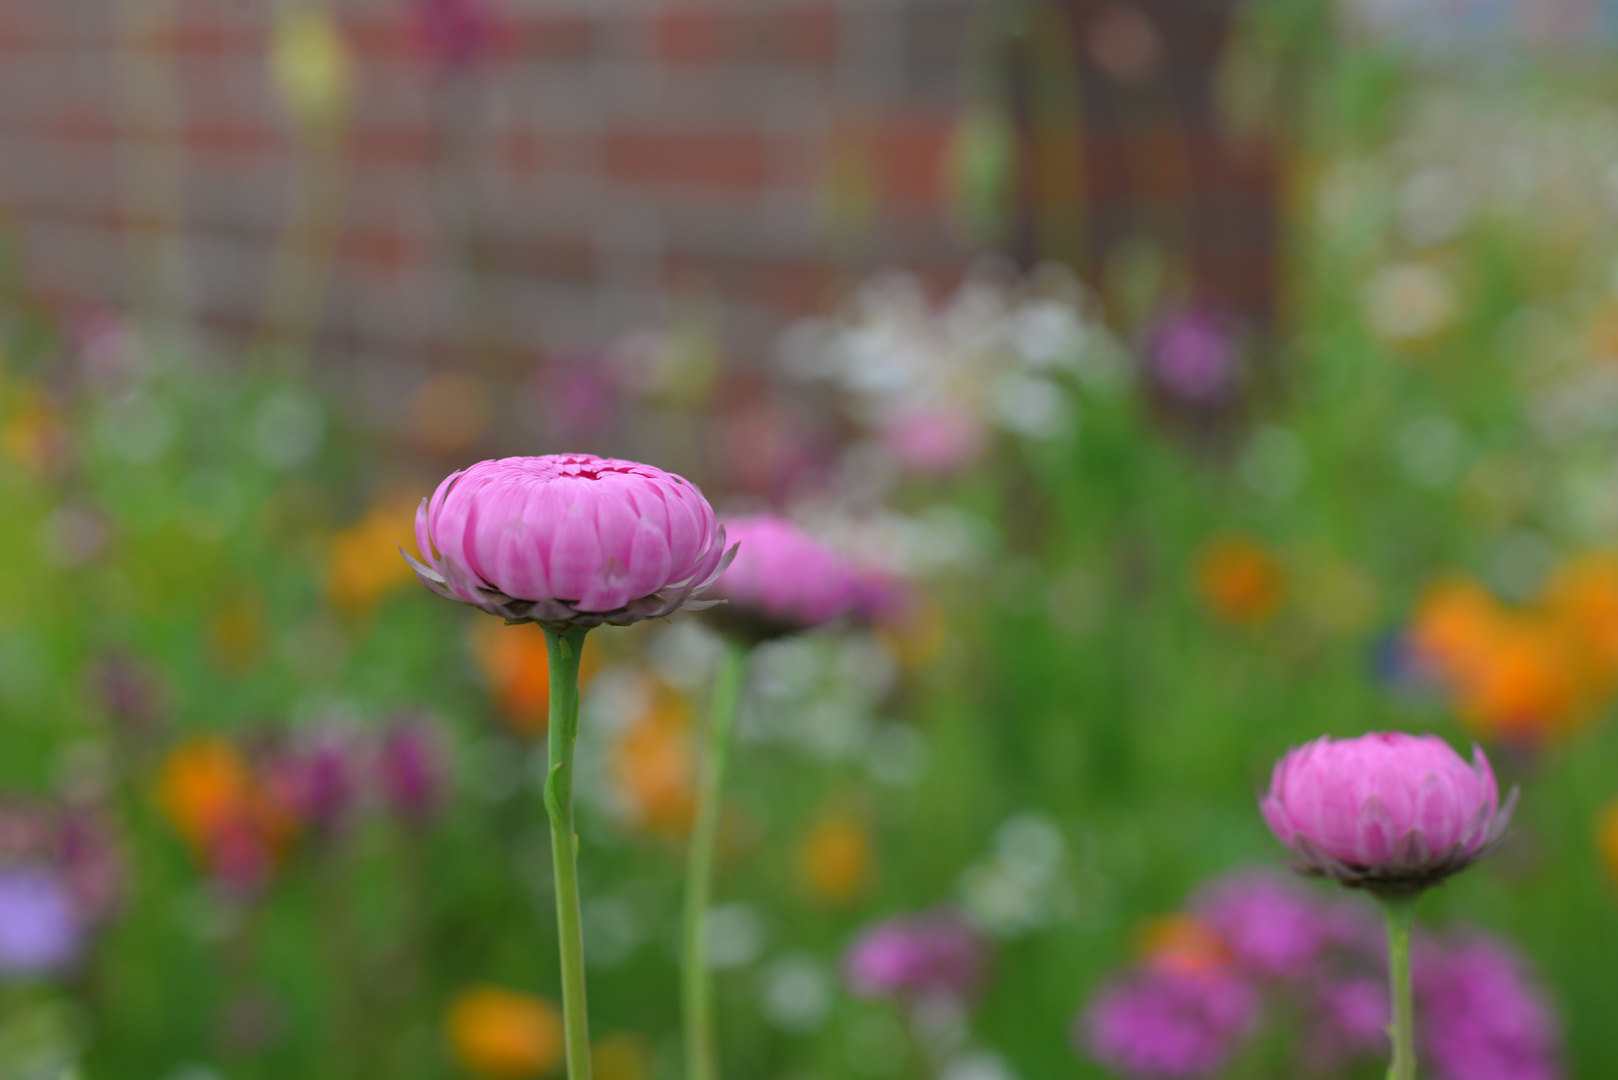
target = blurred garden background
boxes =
[3,0,1618,1077]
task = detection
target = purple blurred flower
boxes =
[56,809,123,922]
[1142,305,1242,405]
[1191,872,1334,978]
[87,652,170,732]
[1418,938,1562,1080]
[850,566,914,625]
[844,909,987,1003]
[377,717,448,823]
[0,868,83,977]
[534,360,622,448]
[1081,969,1257,1079]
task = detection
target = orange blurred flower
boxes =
[327,496,420,617]
[591,1032,654,1080]
[798,815,871,904]
[1407,571,1613,745]
[469,621,603,738]
[1543,554,1618,681]
[1196,536,1285,625]
[608,679,696,836]
[446,985,564,1079]
[156,737,297,889]
[1140,914,1230,977]
[1598,802,1618,886]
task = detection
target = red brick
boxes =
[348,128,436,168]
[654,5,729,65]
[865,113,953,209]
[604,128,769,192]
[525,13,595,61]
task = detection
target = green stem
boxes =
[1381,894,1419,1080]
[543,626,593,1080]
[682,639,749,1080]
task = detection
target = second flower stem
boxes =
[1381,894,1419,1080]
[682,638,748,1080]
[544,626,593,1080]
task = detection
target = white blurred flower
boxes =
[759,952,834,1033]
[1363,263,1458,343]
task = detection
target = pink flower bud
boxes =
[1260,732,1517,894]
[706,515,857,640]
[405,454,733,630]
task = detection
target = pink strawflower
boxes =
[844,909,986,1003]
[1081,969,1257,1079]
[1260,732,1517,893]
[1190,872,1335,978]
[1418,938,1562,1080]
[707,515,857,640]
[405,454,733,630]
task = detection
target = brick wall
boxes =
[0,0,1271,408]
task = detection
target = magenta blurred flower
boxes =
[1260,732,1517,893]
[1306,977,1389,1070]
[271,737,356,833]
[707,515,857,640]
[1190,872,1335,978]
[56,809,123,923]
[405,454,733,630]
[377,717,448,823]
[1142,304,1241,405]
[86,652,170,732]
[411,0,499,74]
[844,909,987,1003]
[850,566,914,625]
[1418,938,1562,1080]
[0,867,83,977]
[879,404,986,475]
[1081,969,1257,1079]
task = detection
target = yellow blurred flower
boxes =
[875,589,947,672]
[798,815,871,904]
[1196,536,1285,625]
[327,496,419,618]
[591,1032,653,1080]
[469,621,604,738]
[3,390,71,477]
[608,679,695,837]
[446,985,564,1079]
[205,595,267,676]
[270,8,352,133]
[1598,802,1618,886]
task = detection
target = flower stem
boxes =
[682,639,749,1080]
[1381,894,1419,1080]
[543,626,593,1080]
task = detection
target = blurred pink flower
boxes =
[405,454,732,630]
[269,735,357,834]
[707,515,857,640]
[879,404,986,475]
[844,909,987,1003]
[1261,732,1516,893]
[1306,977,1389,1070]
